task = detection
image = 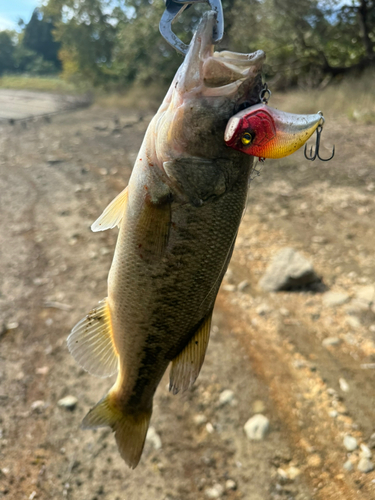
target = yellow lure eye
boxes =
[241,132,253,146]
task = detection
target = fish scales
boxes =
[68,11,265,468]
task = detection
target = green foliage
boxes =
[0,8,61,76]
[23,8,61,67]
[4,0,375,88]
[0,31,16,75]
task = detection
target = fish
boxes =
[68,11,321,469]
[224,103,323,159]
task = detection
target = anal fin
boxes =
[91,186,128,232]
[169,311,213,395]
[67,298,118,378]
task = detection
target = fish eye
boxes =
[241,132,253,146]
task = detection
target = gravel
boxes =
[205,484,224,498]
[237,280,249,292]
[343,460,353,471]
[357,458,374,473]
[322,337,342,347]
[219,389,235,406]
[244,414,270,440]
[360,444,372,459]
[58,396,78,410]
[146,427,162,450]
[322,291,350,307]
[343,435,358,451]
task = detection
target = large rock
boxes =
[259,248,318,292]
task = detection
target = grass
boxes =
[272,70,375,124]
[0,75,82,93]
[94,83,168,112]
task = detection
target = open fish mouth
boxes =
[178,11,265,98]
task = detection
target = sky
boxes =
[0,0,41,31]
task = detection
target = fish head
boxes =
[224,104,324,159]
[156,11,266,161]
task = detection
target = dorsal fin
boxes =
[91,187,128,232]
[67,298,118,378]
[169,310,213,395]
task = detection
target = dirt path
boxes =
[0,103,374,500]
[0,89,91,122]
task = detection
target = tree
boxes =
[0,31,16,75]
[23,8,61,68]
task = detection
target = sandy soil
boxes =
[0,97,374,500]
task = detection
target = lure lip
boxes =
[225,104,324,159]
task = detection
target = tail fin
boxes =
[82,394,152,469]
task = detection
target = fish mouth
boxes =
[180,11,265,97]
[224,104,324,159]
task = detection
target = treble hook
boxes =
[304,116,335,162]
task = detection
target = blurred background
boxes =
[0,1,375,500]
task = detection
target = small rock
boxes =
[323,291,350,307]
[343,460,353,472]
[346,316,361,329]
[36,366,49,375]
[205,484,224,499]
[345,299,370,314]
[237,280,249,292]
[206,422,214,434]
[244,414,270,440]
[225,479,237,491]
[360,444,372,459]
[329,410,338,418]
[355,285,375,306]
[58,396,78,411]
[307,454,322,468]
[322,337,341,347]
[259,248,318,291]
[339,378,350,392]
[256,303,271,316]
[193,414,207,426]
[146,426,162,450]
[370,324,375,333]
[252,400,266,414]
[279,308,290,317]
[222,284,236,292]
[6,321,19,330]
[31,400,46,413]
[219,389,234,406]
[357,458,374,473]
[285,466,301,480]
[100,247,111,256]
[343,435,358,451]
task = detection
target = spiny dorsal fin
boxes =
[82,393,152,469]
[91,186,128,232]
[67,298,118,378]
[169,311,213,395]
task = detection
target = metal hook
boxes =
[304,123,335,162]
[159,0,224,55]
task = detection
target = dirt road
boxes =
[0,89,91,122]
[1,100,374,500]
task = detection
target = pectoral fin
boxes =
[67,298,118,378]
[135,194,171,262]
[169,310,213,395]
[91,187,128,232]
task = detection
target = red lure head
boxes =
[225,104,324,159]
